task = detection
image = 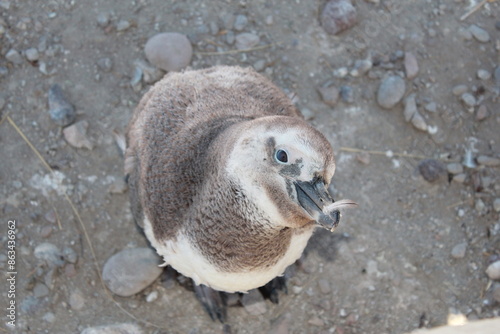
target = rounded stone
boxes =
[103,248,163,297]
[446,163,464,175]
[377,76,406,109]
[451,243,467,259]
[418,159,445,183]
[486,261,500,280]
[320,0,357,35]
[144,32,192,72]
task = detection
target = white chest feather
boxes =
[143,217,313,293]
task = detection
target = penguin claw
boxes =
[258,276,288,304]
[193,284,227,323]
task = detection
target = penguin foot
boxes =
[258,276,288,304]
[194,283,227,323]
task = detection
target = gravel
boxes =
[63,121,94,150]
[404,52,419,79]
[320,0,357,35]
[144,32,192,72]
[102,248,163,297]
[48,84,76,127]
[377,75,406,109]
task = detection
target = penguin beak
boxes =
[294,178,340,232]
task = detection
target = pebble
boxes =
[318,279,331,294]
[6,49,23,64]
[404,52,419,79]
[453,173,466,184]
[144,32,192,72]
[116,19,131,32]
[40,225,52,238]
[253,59,266,72]
[226,30,235,45]
[418,159,445,183]
[81,323,143,334]
[356,152,370,164]
[475,198,486,214]
[446,163,463,175]
[97,57,113,72]
[496,21,500,30]
[145,290,158,303]
[102,248,163,297]
[494,66,500,86]
[411,112,428,132]
[486,261,500,280]
[318,85,340,107]
[477,69,491,80]
[340,86,354,104]
[34,243,64,267]
[493,198,500,213]
[96,12,110,27]
[403,93,418,122]
[25,47,39,61]
[269,313,291,334]
[477,155,500,167]
[460,93,476,109]
[48,84,76,126]
[43,312,56,323]
[300,108,315,121]
[235,32,260,50]
[265,15,274,25]
[33,282,49,298]
[108,178,128,194]
[452,85,467,96]
[62,247,78,264]
[233,14,248,31]
[475,105,488,121]
[493,285,500,303]
[308,316,324,327]
[451,243,467,259]
[468,24,490,43]
[65,263,77,277]
[63,120,94,150]
[424,102,437,113]
[377,75,406,109]
[350,59,372,77]
[241,289,267,315]
[320,0,357,35]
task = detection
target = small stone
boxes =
[350,59,372,77]
[63,121,94,150]
[265,15,274,25]
[403,93,418,122]
[469,24,490,43]
[494,67,500,86]
[116,19,131,32]
[33,283,49,298]
[333,67,349,78]
[6,49,23,64]
[96,12,110,27]
[318,85,340,107]
[144,32,192,72]
[108,178,128,194]
[69,289,85,310]
[269,313,291,334]
[145,290,158,303]
[447,163,463,175]
[34,243,64,267]
[340,86,354,104]
[475,199,486,213]
[451,243,467,259]
[62,247,78,264]
[300,108,315,121]
[97,57,113,72]
[477,69,491,80]
[318,279,331,294]
[493,198,500,213]
[241,289,267,315]
[102,248,163,297]
[253,59,266,72]
[424,102,437,113]
[460,93,476,109]
[418,159,445,183]
[404,52,419,79]
[477,155,500,167]
[43,312,56,323]
[452,85,468,96]
[356,152,370,164]
[209,21,219,35]
[411,112,427,132]
[476,105,488,121]
[25,48,39,61]
[81,324,144,334]
[308,316,324,327]
[233,14,248,31]
[377,75,406,109]
[44,210,57,223]
[486,261,500,280]
[320,0,357,35]
[65,263,77,277]
[235,32,260,50]
[496,21,500,30]
[40,226,52,238]
[452,173,466,183]
[226,30,235,45]
[48,84,76,126]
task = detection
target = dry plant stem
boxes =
[460,0,492,21]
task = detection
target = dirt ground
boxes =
[1,0,499,333]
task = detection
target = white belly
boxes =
[143,217,314,293]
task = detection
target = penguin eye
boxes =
[275,149,288,163]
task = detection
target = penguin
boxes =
[125,66,356,321]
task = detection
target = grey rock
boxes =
[377,75,406,109]
[318,85,340,107]
[63,121,94,150]
[403,93,418,122]
[350,59,372,77]
[475,198,486,214]
[404,52,419,79]
[494,66,500,86]
[0,66,7,77]
[460,93,476,109]
[300,108,315,121]
[48,84,76,126]
[34,243,64,267]
[108,178,128,194]
[477,155,500,167]
[69,289,86,310]
[116,20,131,32]
[318,279,331,294]
[97,57,113,72]
[486,261,500,280]
[209,21,219,35]
[477,69,491,80]
[226,30,235,45]
[320,0,357,35]
[447,163,463,175]
[418,159,445,183]
[81,323,144,334]
[222,13,235,30]
[241,289,267,315]
[265,15,274,25]
[493,285,500,303]
[235,32,260,50]
[451,243,467,259]
[253,59,266,72]
[452,173,466,183]
[469,24,490,43]
[411,112,428,132]
[452,85,468,96]
[62,247,78,264]
[424,102,437,113]
[340,86,354,104]
[269,313,291,334]
[144,32,192,72]
[493,198,500,213]
[96,12,110,27]
[43,312,56,323]
[33,283,49,298]
[475,105,488,121]
[102,248,162,297]
[233,14,248,31]
[6,49,23,64]
[25,48,39,61]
